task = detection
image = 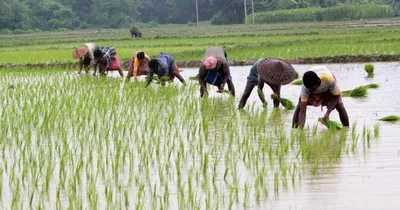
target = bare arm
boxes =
[219,62,229,90]
[146,68,154,87]
[199,66,208,97]
[297,102,308,128]
[323,95,339,119]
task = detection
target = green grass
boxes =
[1,23,400,65]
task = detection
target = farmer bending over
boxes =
[198,47,235,97]
[292,66,349,128]
[146,52,186,87]
[238,58,296,109]
[127,51,150,81]
[93,46,124,77]
[72,43,99,74]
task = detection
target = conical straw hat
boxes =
[72,45,89,59]
[257,59,297,85]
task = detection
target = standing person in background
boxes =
[198,47,235,97]
[127,51,150,81]
[292,66,349,128]
[72,43,99,74]
[93,46,124,77]
[238,58,297,109]
[146,52,186,87]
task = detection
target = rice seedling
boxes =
[318,118,343,130]
[373,123,380,138]
[364,63,374,77]
[341,85,368,97]
[291,79,303,85]
[0,66,383,210]
[271,94,295,110]
[364,83,379,89]
[379,115,400,122]
[2,24,400,67]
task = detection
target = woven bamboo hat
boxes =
[72,45,89,59]
[257,59,297,85]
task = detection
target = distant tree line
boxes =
[0,0,399,31]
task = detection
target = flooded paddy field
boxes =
[0,62,399,209]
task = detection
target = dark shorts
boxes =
[82,55,91,66]
[247,63,259,84]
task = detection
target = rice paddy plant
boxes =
[364,83,379,89]
[373,123,380,138]
[341,85,368,97]
[379,115,400,122]
[2,24,400,66]
[270,94,295,110]
[364,63,375,77]
[318,118,343,130]
[291,79,303,85]
[0,68,383,209]
[341,83,379,97]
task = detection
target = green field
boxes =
[0,20,395,209]
[1,19,400,66]
[0,68,380,209]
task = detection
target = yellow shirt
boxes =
[133,54,150,78]
[300,66,340,102]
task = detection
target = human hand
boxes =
[219,84,225,91]
[322,113,330,121]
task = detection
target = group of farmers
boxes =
[73,44,349,128]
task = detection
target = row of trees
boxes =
[0,0,399,31]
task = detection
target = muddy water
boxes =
[180,62,400,210]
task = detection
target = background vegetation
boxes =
[1,0,399,32]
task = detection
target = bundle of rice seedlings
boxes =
[340,90,352,96]
[341,85,368,97]
[318,118,343,130]
[379,115,400,122]
[349,86,368,97]
[364,64,374,77]
[364,83,379,89]
[291,79,303,85]
[270,94,295,110]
